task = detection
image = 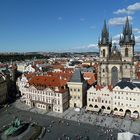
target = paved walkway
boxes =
[13,99,140,134]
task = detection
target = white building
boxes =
[17,74,69,113]
[113,80,140,117]
[24,64,36,73]
[86,80,140,118]
[86,85,112,114]
[17,63,27,72]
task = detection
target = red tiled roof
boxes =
[95,85,113,91]
[52,65,64,69]
[25,73,36,79]
[137,72,140,80]
[29,75,67,88]
[34,60,45,64]
[95,85,103,90]
[47,71,73,81]
[108,85,113,91]
[83,72,96,85]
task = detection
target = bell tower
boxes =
[98,20,112,86]
[98,20,112,62]
[120,17,135,62]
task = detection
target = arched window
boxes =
[114,108,118,111]
[111,66,118,86]
[125,48,128,57]
[103,49,105,57]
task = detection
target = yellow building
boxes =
[67,69,87,108]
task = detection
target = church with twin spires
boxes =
[98,17,136,86]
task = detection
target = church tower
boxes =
[98,20,112,61]
[98,20,112,86]
[120,17,135,62]
[98,18,136,86]
[119,17,135,79]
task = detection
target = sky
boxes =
[0,0,140,52]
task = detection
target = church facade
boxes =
[98,17,136,86]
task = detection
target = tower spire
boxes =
[99,19,109,45]
[120,17,135,45]
[124,16,130,35]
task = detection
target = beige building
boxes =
[67,69,87,108]
[86,85,112,114]
[98,18,136,86]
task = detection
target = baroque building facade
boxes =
[98,17,136,86]
[17,74,70,113]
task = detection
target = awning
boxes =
[103,109,111,114]
[86,107,94,111]
[93,108,100,112]
[113,111,125,116]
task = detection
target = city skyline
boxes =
[0,0,140,52]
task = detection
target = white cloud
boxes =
[114,8,134,15]
[108,16,132,26]
[75,43,98,49]
[57,16,63,20]
[136,35,140,43]
[87,44,98,49]
[127,3,140,11]
[114,2,140,15]
[112,35,120,45]
[113,34,121,40]
[112,34,140,47]
[68,43,98,52]
[133,28,140,34]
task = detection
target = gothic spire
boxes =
[124,16,131,35]
[120,17,135,45]
[102,20,108,36]
[99,20,110,45]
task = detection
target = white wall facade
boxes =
[86,86,112,114]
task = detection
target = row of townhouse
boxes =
[17,68,140,118]
[86,80,140,118]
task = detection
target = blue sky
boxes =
[0,0,140,52]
